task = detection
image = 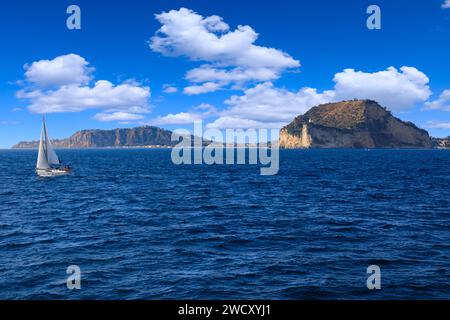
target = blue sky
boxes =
[1,0,450,148]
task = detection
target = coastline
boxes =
[9,146,450,150]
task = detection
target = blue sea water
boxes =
[0,149,449,300]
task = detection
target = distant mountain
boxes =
[13,102,443,150]
[279,99,433,148]
[13,126,177,148]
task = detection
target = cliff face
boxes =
[280,100,433,148]
[13,126,175,148]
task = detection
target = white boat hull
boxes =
[36,168,71,177]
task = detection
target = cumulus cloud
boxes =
[149,112,203,125]
[150,8,299,94]
[18,54,151,122]
[206,116,283,130]
[183,82,222,95]
[186,66,279,85]
[424,90,450,111]
[426,120,450,129]
[192,103,217,116]
[19,80,150,114]
[24,54,93,87]
[332,67,431,110]
[93,112,145,122]
[147,103,217,125]
[442,0,450,9]
[207,66,432,129]
[163,84,178,93]
[208,82,334,129]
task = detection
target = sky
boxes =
[0,0,450,148]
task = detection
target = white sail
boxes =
[43,119,60,165]
[36,120,49,169]
[36,116,60,169]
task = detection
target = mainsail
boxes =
[36,116,60,169]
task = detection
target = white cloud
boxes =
[19,80,150,114]
[424,90,450,111]
[149,112,203,125]
[206,66,432,129]
[18,54,151,122]
[206,116,284,129]
[208,82,334,129]
[186,65,280,83]
[426,120,450,129]
[163,84,178,93]
[24,54,93,87]
[150,8,299,93]
[442,1,450,9]
[183,82,222,95]
[147,103,217,125]
[332,67,431,110]
[93,112,145,122]
[192,103,217,116]
[150,8,298,69]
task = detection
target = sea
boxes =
[0,148,449,299]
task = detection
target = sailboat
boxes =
[36,116,71,177]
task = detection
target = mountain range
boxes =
[13,126,176,148]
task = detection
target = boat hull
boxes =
[36,168,71,177]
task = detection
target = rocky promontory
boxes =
[279,100,433,148]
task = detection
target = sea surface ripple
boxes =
[0,149,449,299]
